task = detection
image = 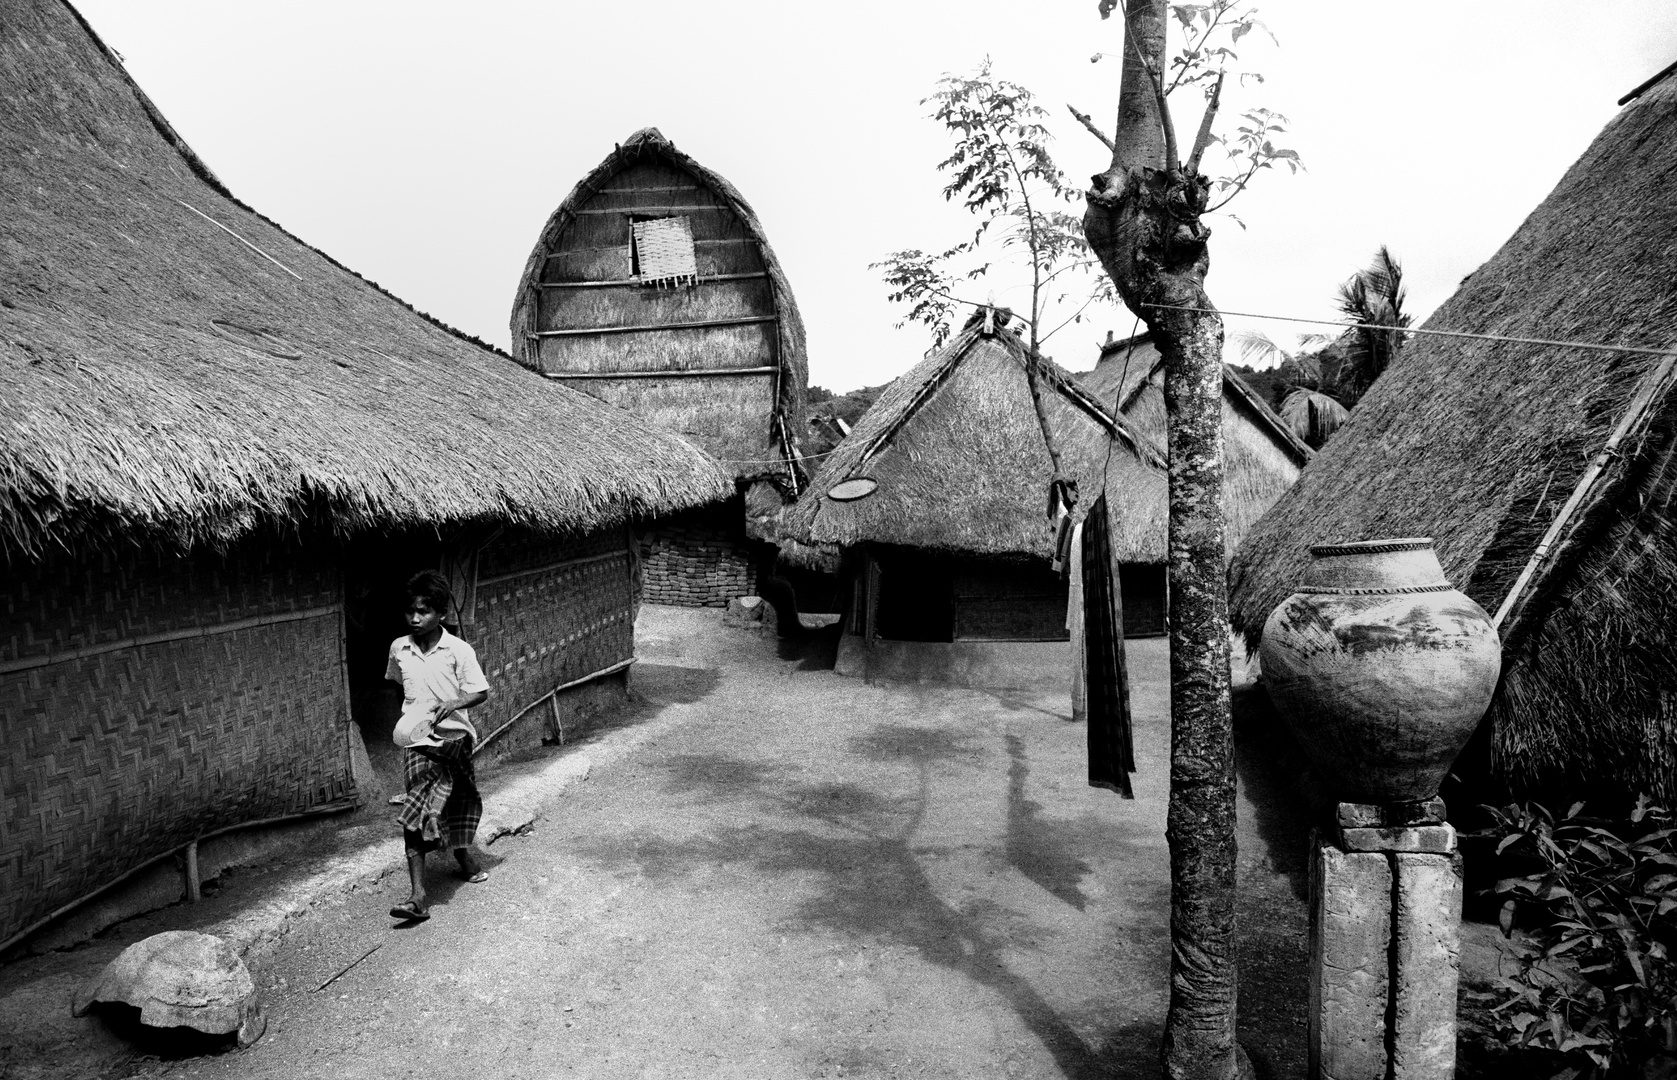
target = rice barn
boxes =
[1228,66,1677,807]
[1076,329,1314,632]
[0,0,728,952]
[778,313,1170,686]
[509,128,809,609]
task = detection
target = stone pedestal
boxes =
[1308,806,1462,1080]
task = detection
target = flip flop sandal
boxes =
[456,871,489,884]
[389,902,430,922]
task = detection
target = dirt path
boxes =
[66,608,1314,1079]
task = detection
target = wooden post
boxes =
[184,840,201,903]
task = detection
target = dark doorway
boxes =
[343,531,444,787]
[1119,563,1168,637]
[874,548,955,642]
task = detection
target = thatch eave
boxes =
[0,0,733,562]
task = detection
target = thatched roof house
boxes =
[0,0,727,951]
[787,320,1166,565]
[782,316,1168,664]
[509,127,808,495]
[1228,68,1677,803]
[2,17,726,559]
[1078,330,1312,549]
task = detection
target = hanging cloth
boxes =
[1067,521,1088,724]
[1082,493,1135,797]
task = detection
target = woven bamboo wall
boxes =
[468,527,636,740]
[636,501,759,607]
[0,539,353,944]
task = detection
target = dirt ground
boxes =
[7,608,1342,1079]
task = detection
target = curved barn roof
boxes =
[781,319,1167,564]
[0,1,730,561]
[509,128,809,491]
[1228,72,1677,799]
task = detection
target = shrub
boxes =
[1486,797,1677,1079]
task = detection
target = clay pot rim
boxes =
[1309,537,1435,557]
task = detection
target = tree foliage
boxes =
[873,59,1113,353]
[1227,245,1410,447]
[1488,797,1677,1080]
[1334,245,1410,403]
[1090,1,1302,227]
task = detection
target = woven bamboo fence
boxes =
[0,540,356,946]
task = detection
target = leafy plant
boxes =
[874,58,1109,354]
[1090,1,1301,227]
[1485,797,1677,1079]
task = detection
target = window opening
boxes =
[630,215,697,288]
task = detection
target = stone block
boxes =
[1311,838,1392,1080]
[1391,853,1463,1080]
[1340,823,1456,854]
[1337,798,1446,829]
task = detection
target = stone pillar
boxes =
[1309,801,1463,1080]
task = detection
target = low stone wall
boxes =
[637,501,758,608]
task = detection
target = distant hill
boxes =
[1226,364,1292,413]
[805,384,887,456]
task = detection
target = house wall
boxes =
[953,557,1068,642]
[0,538,355,946]
[466,527,637,761]
[636,499,759,608]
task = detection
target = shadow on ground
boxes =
[1233,686,1323,899]
[574,722,1179,1078]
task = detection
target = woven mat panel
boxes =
[0,616,352,943]
[471,540,635,736]
[476,526,620,582]
[632,216,697,286]
[2,540,341,667]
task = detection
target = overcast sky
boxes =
[75,1,1677,391]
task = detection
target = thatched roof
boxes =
[1228,72,1677,800]
[1078,331,1310,552]
[0,0,731,561]
[780,319,1167,565]
[509,128,808,491]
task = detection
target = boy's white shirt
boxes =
[386,629,489,747]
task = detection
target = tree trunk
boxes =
[1083,2,1241,1078]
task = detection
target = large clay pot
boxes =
[1258,538,1501,805]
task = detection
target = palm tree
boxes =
[1334,245,1410,406]
[1231,329,1348,449]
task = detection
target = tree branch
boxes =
[1125,26,1179,172]
[1185,71,1225,176]
[1067,104,1117,153]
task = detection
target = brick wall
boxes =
[0,538,354,945]
[637,500,759,607]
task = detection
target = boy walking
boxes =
[385,570,490,922]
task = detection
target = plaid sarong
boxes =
[394,735,482,850]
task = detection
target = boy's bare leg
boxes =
[405,850,428,912]
[454,846,485,880]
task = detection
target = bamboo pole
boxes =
[539,272,768,289]
[0,801,356,957]
[1494,350,1677,636]
[531,315,776,338]
[183,841,201,903]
